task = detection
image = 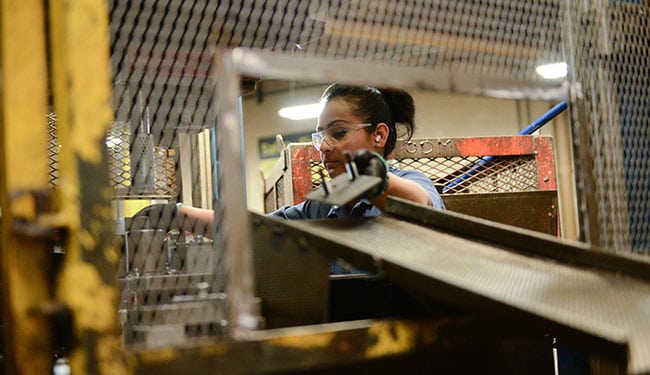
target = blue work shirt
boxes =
[268,167,445,220]
[267,167,445,274]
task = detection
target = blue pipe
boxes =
[442,100,568,193]
[517,100,568,136]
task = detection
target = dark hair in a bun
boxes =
[321,83,416,157]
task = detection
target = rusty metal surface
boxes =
[394,136,539,158]
[441,191,558,236]
[47,0,126,373]
[290,144,321,205]
[133,316,556,374]
[534,137,557,191]
[267,201,650,374]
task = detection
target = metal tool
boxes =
[304,152,383,206]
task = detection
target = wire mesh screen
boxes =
[565,2,650,253]
[109,0,227,349]
[309,156,539,195]
[214,1,563,84]
[396,156,539,194]
[104,0,649,352]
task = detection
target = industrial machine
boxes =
[1,1,649,374]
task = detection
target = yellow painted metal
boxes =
[0,1,49,188]
[133,318,446,373]
[0,0,55,374]
[48,0,127,373]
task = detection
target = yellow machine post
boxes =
[1,0,126,373]
[48,0,127,373]
[0,0,56,373]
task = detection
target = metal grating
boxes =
[212,1,563,85]
[395,156,538,194]
[107,121,132,194]
[565,2,650,253]
[109,0,228,349]
[308,156,538,195]
[310,160,327,190]
[104,0,650,356]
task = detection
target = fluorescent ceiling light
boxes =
[536,62,568,79]
[278,102,323,120]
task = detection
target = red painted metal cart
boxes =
[264,135,559,236]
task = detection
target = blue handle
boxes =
[517,101,568,136]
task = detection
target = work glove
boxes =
[351,149,389,199]
[130,203,181,232]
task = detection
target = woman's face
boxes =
[315,98,375,177]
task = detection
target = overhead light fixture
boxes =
[278,102,323,120]
[536,62,568,80]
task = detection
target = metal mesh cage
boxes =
[565,2,650,253]
[308,155,539,195]
[101,0,649,353]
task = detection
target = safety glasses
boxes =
[311,123,373,150]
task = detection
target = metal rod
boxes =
[517,100,568,136]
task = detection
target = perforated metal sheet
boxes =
[279,214,650,374]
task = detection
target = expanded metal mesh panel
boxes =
[109,0,227,350]
[310,160,327,190]
[107,121,178,198]
[107,122,132,194]
[395,156,538,194]
[104,0,650,355]
[309,155,538,195]
[212,0,563,85]
[565,2,650,253]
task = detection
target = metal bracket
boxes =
[304,155,381,206]
[10,189,68,244]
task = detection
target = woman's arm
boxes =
[370,169,445,212]
[369,172,430,211]
[178,205,215,238]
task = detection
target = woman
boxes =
[268,83,445,219]
[142,84,444,231]
[135,84,445,274]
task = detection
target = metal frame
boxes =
[228,48,565,101]
[214,51,258,333]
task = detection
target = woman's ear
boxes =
[374,123,390,146]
